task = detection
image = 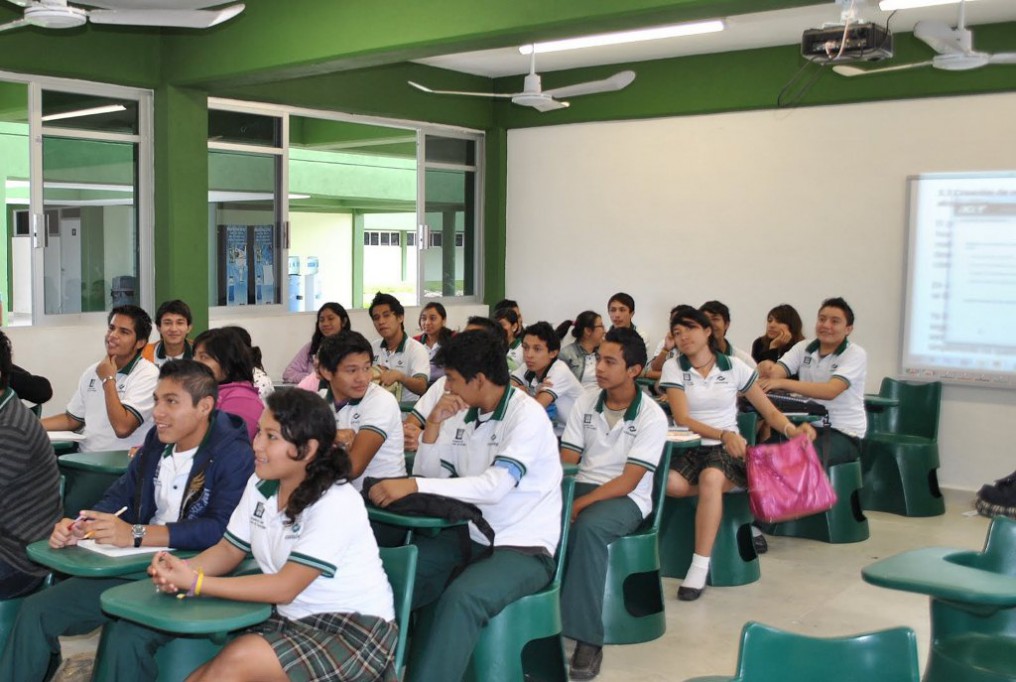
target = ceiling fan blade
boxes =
[408,81,513,98]
[914,21,967,56]
[74,1,231,9]
[989,53,1016,65]
[4,0,29,7]
[517,97,569,112]
[832,61,934,77]
[87,4,244,28]
[543,70,636,99]
[0,18,28,32]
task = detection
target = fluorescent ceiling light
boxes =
[41,104,127,122]
[878,0,982,10]
[519,19,725,55]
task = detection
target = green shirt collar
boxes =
[805,338,849,356]
[384,332,408,353]
[464,385,514,424]
[678,352,732,372]
[156,339,193,360]
[119,351,144,375]
[256,479,280,498]
[160,413,216,458]
[594,387,643,422]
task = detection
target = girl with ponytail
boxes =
[148,388,398,682]
[557,310,605,389]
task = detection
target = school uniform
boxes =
[559,341,599,390]
[141,340,193,368]
[510,358,585,437]
[660,353,758,487]
[408,375,446,427]
[224,477,397,681]
[559,388,667,646]
[373,334,430,402]
[407,385,562,682]
[777,338,868,464]
[506,337,523,372]
[65,352,159,453]
[329,382,406,491]
[414,333,446,384]
[717,338,757,369]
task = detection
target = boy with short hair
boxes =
[699,300,757,368]
[607,292,649,353]
[760,297,867,465]
[1,360,255,682]
[316,330,406,491]
[41,305,160,452]
[368,292,430,401]
[560,328,668,680]
[142,299,194,367]
[368,330,562,682]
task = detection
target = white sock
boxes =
[683,553,710,590]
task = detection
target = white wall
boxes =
[506,92,1016,492]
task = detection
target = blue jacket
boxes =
[94,410,254,550]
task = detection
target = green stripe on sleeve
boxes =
[560,441,584,454]
[360,424,387,440]
[224,530,251,553]
[626,458,657,472]
[289,552,336,578]
[123,405,144,426]
[831,374,851,387]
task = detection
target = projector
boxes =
[801,23,893,64]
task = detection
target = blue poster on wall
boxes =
[225,225,249,306]
[254,225,275,305]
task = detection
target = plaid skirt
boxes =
[250,611,398,682]
[670,444,748,489]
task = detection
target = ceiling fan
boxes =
[833,0,1016,76]
[0,0,245,33]
[409,49,636,112]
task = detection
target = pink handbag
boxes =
[745,434,837,523]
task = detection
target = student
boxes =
[493,306,523,371]
[283,302,350,384]
[646,305,696,380]
[699,300,757,369]
[415,301,452,384]
[316,330,406,491]
[222,325,275,402]
[41,305,160,452]
[751,303,805,378]
[367,330,562,682]
[0,360,254,682]
[557,310,606,390]
[0,330,61,599]
[511,321,584,437]
[194,328,263,443]
[607,292,649,353]
[142,299,194,367]
[560,328,667,680]
[760,297,867,465]
[403,316,506,452]
[369,292,430,402]
[661,308,815,601]
[492,298,524,330]
[149,389,397,682]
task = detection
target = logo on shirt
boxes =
[624,424,638,438]
[455,428,465,441]
[291,522,301,533]
[353,412,361,420]
[583,414,592,425]
[254,502,265,519]
[716,375,727,383]
[803,357,813,366]
[683,372,691,382]
[831,363,839,371]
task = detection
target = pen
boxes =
[82,506,129,540]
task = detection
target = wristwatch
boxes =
[131,524,147,548]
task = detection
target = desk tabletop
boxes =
[367,505,468,530]
[28,541,194,578]
[864,394,900,409]
[862,547,1016,607]
[101,578,271,636]
[57,450,130,474]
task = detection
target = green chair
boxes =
[658,413,761,587]
[684,620,920,682]
[862,516,1016,682]
[379,544,418,679]
[601,446,672,644]
[861,378,945,517]
[440,477,576,682]
[56,451,129,519]
[768,459,869,544]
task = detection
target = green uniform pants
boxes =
[560,483,644,646]
[406,530,554,682]
[0,576,171,682]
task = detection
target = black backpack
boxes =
[975,470,1016,520]
[361,476,496,582]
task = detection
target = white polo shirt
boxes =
[414,386,562,554]
[66,353,159,453]
[660,353,758,445]
[225,476,394,621]
[409,375,447,427]
[718,339,757,369]
[328,383,406,491]
[506,338,523,372]
[777,339,868,438]
[511,359,584,437]
[374,334,431,402]
[561,389,668,518]
[151,444,197,526]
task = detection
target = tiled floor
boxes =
[58,490,987,681]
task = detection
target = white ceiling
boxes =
[415,0,1016,78]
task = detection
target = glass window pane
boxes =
[380,232,390,246]
[41,136,138,314]
[370,232,379,246]
[208,150,280,307]
[0,81,29,326]
[421,162,476,298]
[42,91,138,135]
[425,136,475,166]
[208,109,281,147]
[391,232,400,246]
